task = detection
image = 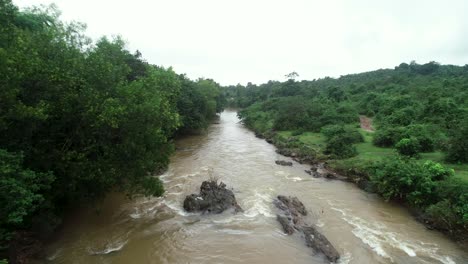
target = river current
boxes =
[44,110,467,264]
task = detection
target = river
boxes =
[44,110,467,264]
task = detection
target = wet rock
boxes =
[324,172,337,179]
[277,215,295,235]
[304,170,312,175]
[275,160,293,166]
[183,180,243,214]
[302,226,340,262]
[274,195,340,263]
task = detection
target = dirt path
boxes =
[359,115,374,132]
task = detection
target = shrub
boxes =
[426,178,468,230]
[324,135,358,159]
[321,125,364,143]
[321,125,363,159]
[445,118,468,163]
[395,138,421,157]
[370,157,451,207]
[373,127,405,147]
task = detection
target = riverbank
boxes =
[36,110,468,263]
[251,127,468,247]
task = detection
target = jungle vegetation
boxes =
[232,62,468,237]
[0,0,224,257]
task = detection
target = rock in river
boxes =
[183,180,243,214]
[275,160,293,166]
[274,195,340,263]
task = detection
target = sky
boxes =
[14,0,468,85]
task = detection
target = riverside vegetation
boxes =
[230,65,468,242]
[1,0,468,262]
[0,1,225,261]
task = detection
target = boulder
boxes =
[274,195,340,263]
[302,226,340,262]
[183,180,242,214]
[275,160,293,166]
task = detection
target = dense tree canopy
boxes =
[0,0,225,257]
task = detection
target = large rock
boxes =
[183,180,242,214]
[274,195,340,263]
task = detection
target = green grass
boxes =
[278,128,468,181]
[420,152,468,181]
[278,131,326,147]
[355,129,394,161]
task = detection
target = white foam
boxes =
[163,200,193,216]
[165,192,183,196]
[330,206,457,264]
[316,219,325,228]
[243,191,274,218]
[337,251,352,264]
[218,229,252,235]
[88,240,128,255]
[47,248,62,261]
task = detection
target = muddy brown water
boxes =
[44,110,467,264]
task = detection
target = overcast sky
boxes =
[14,0,468,85]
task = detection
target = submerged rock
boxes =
[274,195,340,263]
[275,160,293,166]
[183,180,243,214]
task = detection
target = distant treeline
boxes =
[227,62,467,162]
[0,0,224,257]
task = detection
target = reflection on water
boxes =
[45,110,467,264]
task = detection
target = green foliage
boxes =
[0,149,54,245]
[321,125,363,159]
[0,1,225,256]
[370,158,452,207]
[425,177,468,231]
[395,138,421,157]
[445,118,468,163]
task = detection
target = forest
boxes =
[0,0,225,259]
[231,62,468,239]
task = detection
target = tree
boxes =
[284,71,299,80]
[0,150,54,245]
[445,118,468,163]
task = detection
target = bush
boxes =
[426,178,468,230]
[370,158,452,207]
[401,124,438,152]
[373,127,405,147]
[445,119,468,163]
[321,125,364,143]
[324,135,358,159]
[322,126,362,159]
[395,138,421,157]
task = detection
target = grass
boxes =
[278,128,468,181]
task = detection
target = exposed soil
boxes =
[359,115,374,132]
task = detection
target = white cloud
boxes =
[14,0,468,85]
